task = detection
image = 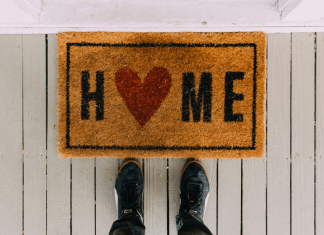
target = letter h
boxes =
[81,71,104,121]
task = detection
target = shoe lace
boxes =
[120,180,141,215]
[180,181,203,215]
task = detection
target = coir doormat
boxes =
[57,32,266,159]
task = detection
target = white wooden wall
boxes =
[0,33,323,235]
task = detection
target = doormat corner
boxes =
[57,32,266,159]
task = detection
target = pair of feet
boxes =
[115,160,210,224]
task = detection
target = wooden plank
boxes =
[72,158,95,235]
[168,158,187,235]
[316,32,324,235]
[168,159,216,234]
[47,34,71,235]
[96,157,119,235]
[291,32,315,235]
[218,159,241,235]
[200,159,217,235]
[0,35,23,235]
[168,159,216,235]
[243,158,266,235]
[23,34,47,235]
[144,158,168,235]
[267,33,291,235]
[243,32,268,233]
[242,32,268,232]
[96,158,142,234]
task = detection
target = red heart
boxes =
[115,67,172,127]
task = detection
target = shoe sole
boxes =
[114,159,143,214]
[181,160,210,218]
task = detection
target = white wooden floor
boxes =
[0,33,323,235]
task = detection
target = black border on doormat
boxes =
[65,42,257,151]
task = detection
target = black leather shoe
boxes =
[176,160,210,223]
[115,160,144,223]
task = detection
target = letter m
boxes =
[182,72,212,122]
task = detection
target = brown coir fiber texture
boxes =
[57,32,266,159]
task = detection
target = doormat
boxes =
[57,32,266,159]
